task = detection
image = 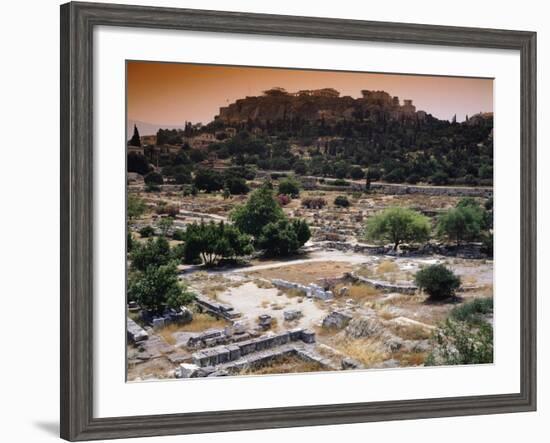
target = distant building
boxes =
[186,133,217,149]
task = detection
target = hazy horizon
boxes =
[127,61,493,128]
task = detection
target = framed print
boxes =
[60,2,537,441]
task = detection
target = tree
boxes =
[430,171,449,185]
[225,176,249,195]
[139,225,155,238]
[157,217,174,237]
[144,171,163,186]
[258,219,303,257]
[291,219,311,245]
[278,177,301,198]
[129,124,141,147]
[365,207,430,250]
[293,161,307,175]
[127,152,150,175]
[415,264,461,300]
[129,236,172,272]
[183,221,253,266]
[231,184,285,239]
[437,206,483,247]
[334,195,350,207]
[128,262,195,314]
[350,166,365,180]
[193,169,224,193]
[127,195,146,220]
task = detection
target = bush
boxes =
[437,205,483,247]
[301,197,326,209]
[225,176,250,195]
[144,171,163,185]
[425,319,493,366]
[349,166,365,179]
[277,194,291,206]
[451,298,493,324]
[334,195,350,208]
[332,179,349,186]
[129,237,172,272]
[415,264,461,300]
[429,171,449,185]
[127,195,146,220]
[128,262,195,314]
[278,177,301,198]
[139,225,155,238]
[193,169,224,193]
[172,229,186,241]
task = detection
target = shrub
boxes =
[128,262,195,314]
[172,229,186,241]
[193,169,224,193]
[278,177,301,198]
[334,195,350,208]
[429,171,449,185]
[277,194,291,206]
[144,171,163,185]
[301,197,326,209]
[139,225,155,238]
[129,236,172,272]
[225,176,250,195]
[451,298,493,323]
[332,179,350,186]
[425,319,493,365]
[127,195,146,220]
[349,166,365,179]
[414,264,461,300]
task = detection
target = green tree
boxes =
[157,217,174,237]
[144,171,163,186]
[127,195,146,220]
[193,168,224,193]
[224,176,249,195]
[278,177,301,198]
[334,195,350,207]
[129,124,141,147]
[415,264,461,300]
[128,262,195,313]
[127,152,150,175]
[139,225,155,238]
[129,236,172,272]
[231,184,285,239]
[365,207,430,250]
[258,219,301,257]
[349,166,365,180]
[437,206,483,247]
[291,219,311,246]
[183,221,253,266]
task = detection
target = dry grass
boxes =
[378,305,399,321]
[238,355,327,375]
[376,260,399,275]
[330,336,389,367]
[253,279,275,289]
[393,351,428,366]
[127,355,174,381]
[158,314,227,338]
[248,261,353,285]
[279,288,306,298]
[389,322,433,341]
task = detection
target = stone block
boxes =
[283,309,303,321]
[226,344,241,361]
[301,329,316,344]
[174,363,200,379]
[152,317,165,331]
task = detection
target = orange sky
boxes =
[127,61,493,126]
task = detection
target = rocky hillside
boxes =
[217,88,426,124]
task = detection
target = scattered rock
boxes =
[322,310,353,329]
[283,309,303,321]
[174,363,200,378]
[341,357,363,370]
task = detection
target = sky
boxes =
[127,61,493,127]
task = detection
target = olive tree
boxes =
[365,207,431,251]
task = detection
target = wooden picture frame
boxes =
[60,2,536,440]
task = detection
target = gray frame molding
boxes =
[60,2,537,441]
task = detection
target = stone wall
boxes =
[191,328,315,367]
[349,272,417,294]
[271,279,334,300]
[370,183,492,198]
